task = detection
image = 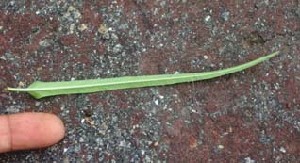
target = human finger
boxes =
[0,112,65,153]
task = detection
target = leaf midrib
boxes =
[8,73,214,91]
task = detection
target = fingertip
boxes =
[42,113,65,141]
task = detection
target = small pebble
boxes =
[218,144,224,149]
[78,24,88,31]
[112,44,123,54]
[279,147,286,153]
[221,11,230,21]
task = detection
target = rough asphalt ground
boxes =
[0,1,299,162]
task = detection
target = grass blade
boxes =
[7,51,279,99]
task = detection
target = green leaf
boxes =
[7,51,279,99]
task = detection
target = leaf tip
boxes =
[268,51,280,58]
[6,87,15,91]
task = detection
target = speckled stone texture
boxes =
[0,0,299,162]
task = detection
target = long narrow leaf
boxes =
[7,51,279,99]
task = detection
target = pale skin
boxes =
[0,112,65,153]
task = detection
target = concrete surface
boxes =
[0,0,299,162]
